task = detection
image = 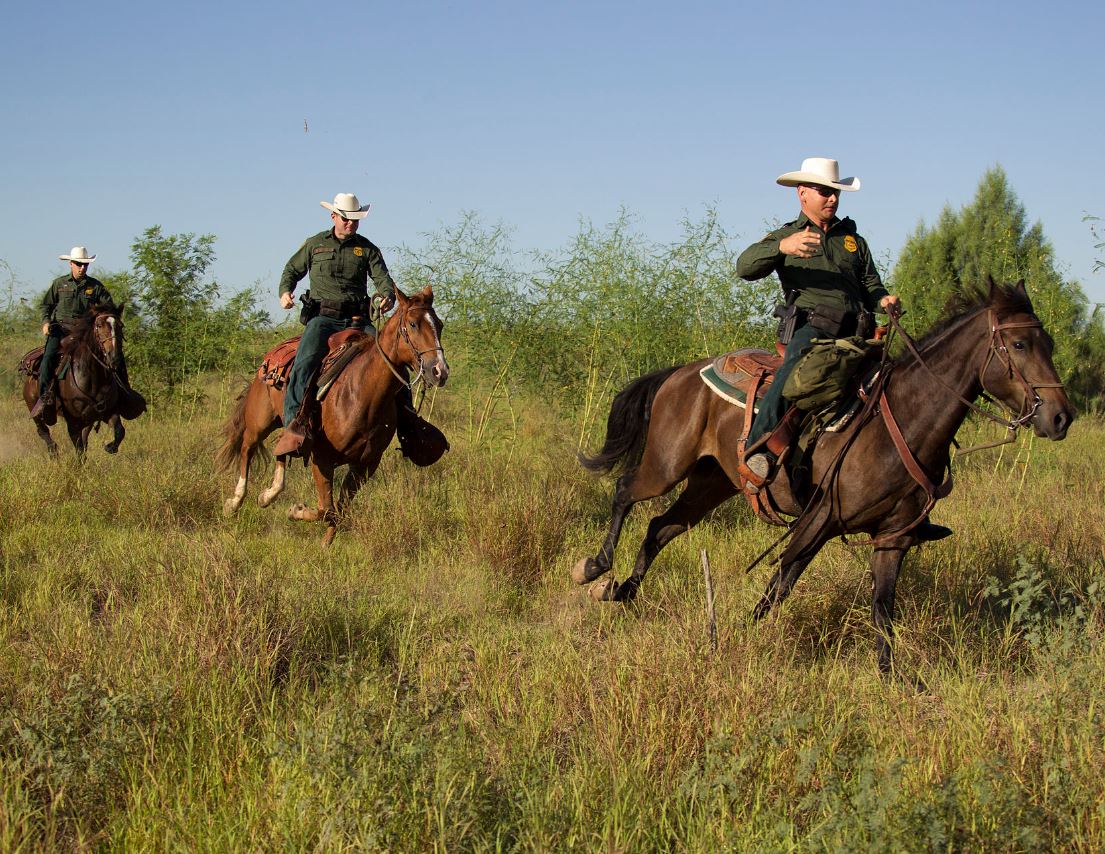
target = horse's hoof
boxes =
[104,443,118,454]
[588,578,619,601]
[287,503,304,520]
[223,498,239,517]
[572,557,602,585]
[257,491,275,507]
[322,527,336,547]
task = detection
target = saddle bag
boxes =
[782,336,878,411]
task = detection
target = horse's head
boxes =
[979,277,1073,440]
[391,286,449,387]
[70,304,124,371]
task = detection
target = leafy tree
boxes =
[891,167,1105,409]
[127,226,270,392]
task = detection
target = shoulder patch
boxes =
[843,235,858,253]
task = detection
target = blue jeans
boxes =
[283,315,368,425]
[747,323,819,448]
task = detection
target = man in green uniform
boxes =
[736,158,950,539]
[273,193,397,457]
[32,246,117,417]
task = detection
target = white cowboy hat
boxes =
[320,192,370,220]
[776,157,860,192]
[59,246,97,263]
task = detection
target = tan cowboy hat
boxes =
[59,246,97,263]
[776,157,860,192]
[320,192,370,220]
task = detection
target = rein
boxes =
[887,308,1065,454]
[371,301,443,412]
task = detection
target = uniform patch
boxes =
[85,288,94,295]
[353,247,364,256]
[843,235,858,253]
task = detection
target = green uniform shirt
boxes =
[41,273,115,322]
[278,228,397,304]
[736,213,888,314]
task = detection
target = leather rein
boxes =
[371,301,443,406]
[855,307,1065,545]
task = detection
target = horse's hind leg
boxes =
[289,459,338,544]
[752,555,816,621]
[593,460,737,603]
[104,415,125,454]
[573,471,648,585]
[870,546,908,677]
[257,458,286,508]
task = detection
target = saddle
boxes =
[258,329,370,399]
[18,346,72,381]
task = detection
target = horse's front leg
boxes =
[870,546,908,677]
[66,419,90,458]
[104,414,125,454]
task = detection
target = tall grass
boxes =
[1,342,1103,849]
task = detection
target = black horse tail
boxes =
[579,365,680,475]
[215,383,269,473]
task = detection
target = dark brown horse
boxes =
[575,280,1073,673]
[217,286,449,545]
[21,306,130,457]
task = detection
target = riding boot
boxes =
[915,518,954,542]
[738,406,801,494]
[393,385,449,466]
[30,381,56,420]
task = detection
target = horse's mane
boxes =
[913,280,1035,350]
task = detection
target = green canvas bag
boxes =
[782,336,878,411]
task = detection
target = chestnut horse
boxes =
[21,307,129,457]
[575,280,1073,673]
[217,286,448,545]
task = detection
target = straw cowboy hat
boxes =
[59,246,97,263]
[776,158,860,192]
[320,192,370,220]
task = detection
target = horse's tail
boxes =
[580,365,680,475]
[215,383,268,473]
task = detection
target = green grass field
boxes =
[2,337,1104,851]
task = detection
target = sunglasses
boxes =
[802,184,840,198]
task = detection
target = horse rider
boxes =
[32,246,134,418]
[273,193,397,458]
[735,158,952,541]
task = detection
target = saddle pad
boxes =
[699,347,781,409]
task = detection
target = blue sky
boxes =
[4,0,1103,313]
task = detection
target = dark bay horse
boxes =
[21,306,130,457]
[575,280,1073,672]
[217,286,449,545]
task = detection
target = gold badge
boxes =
[843,236,858,253]
[85,288,94,294]
[353,247,364,256]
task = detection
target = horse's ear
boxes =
[117,301,126,317]
[1014,278,1027,295]
[986,274,998,298]
[420,284,433,304]
[394,288,410,308]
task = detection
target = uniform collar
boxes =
[795,211,841,232]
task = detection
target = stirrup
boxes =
[738,452,775,494]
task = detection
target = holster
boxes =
[773,293,801,345]
[299,292,320,324]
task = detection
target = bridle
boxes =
[372,300,444,401]
[888,306,1065,438]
